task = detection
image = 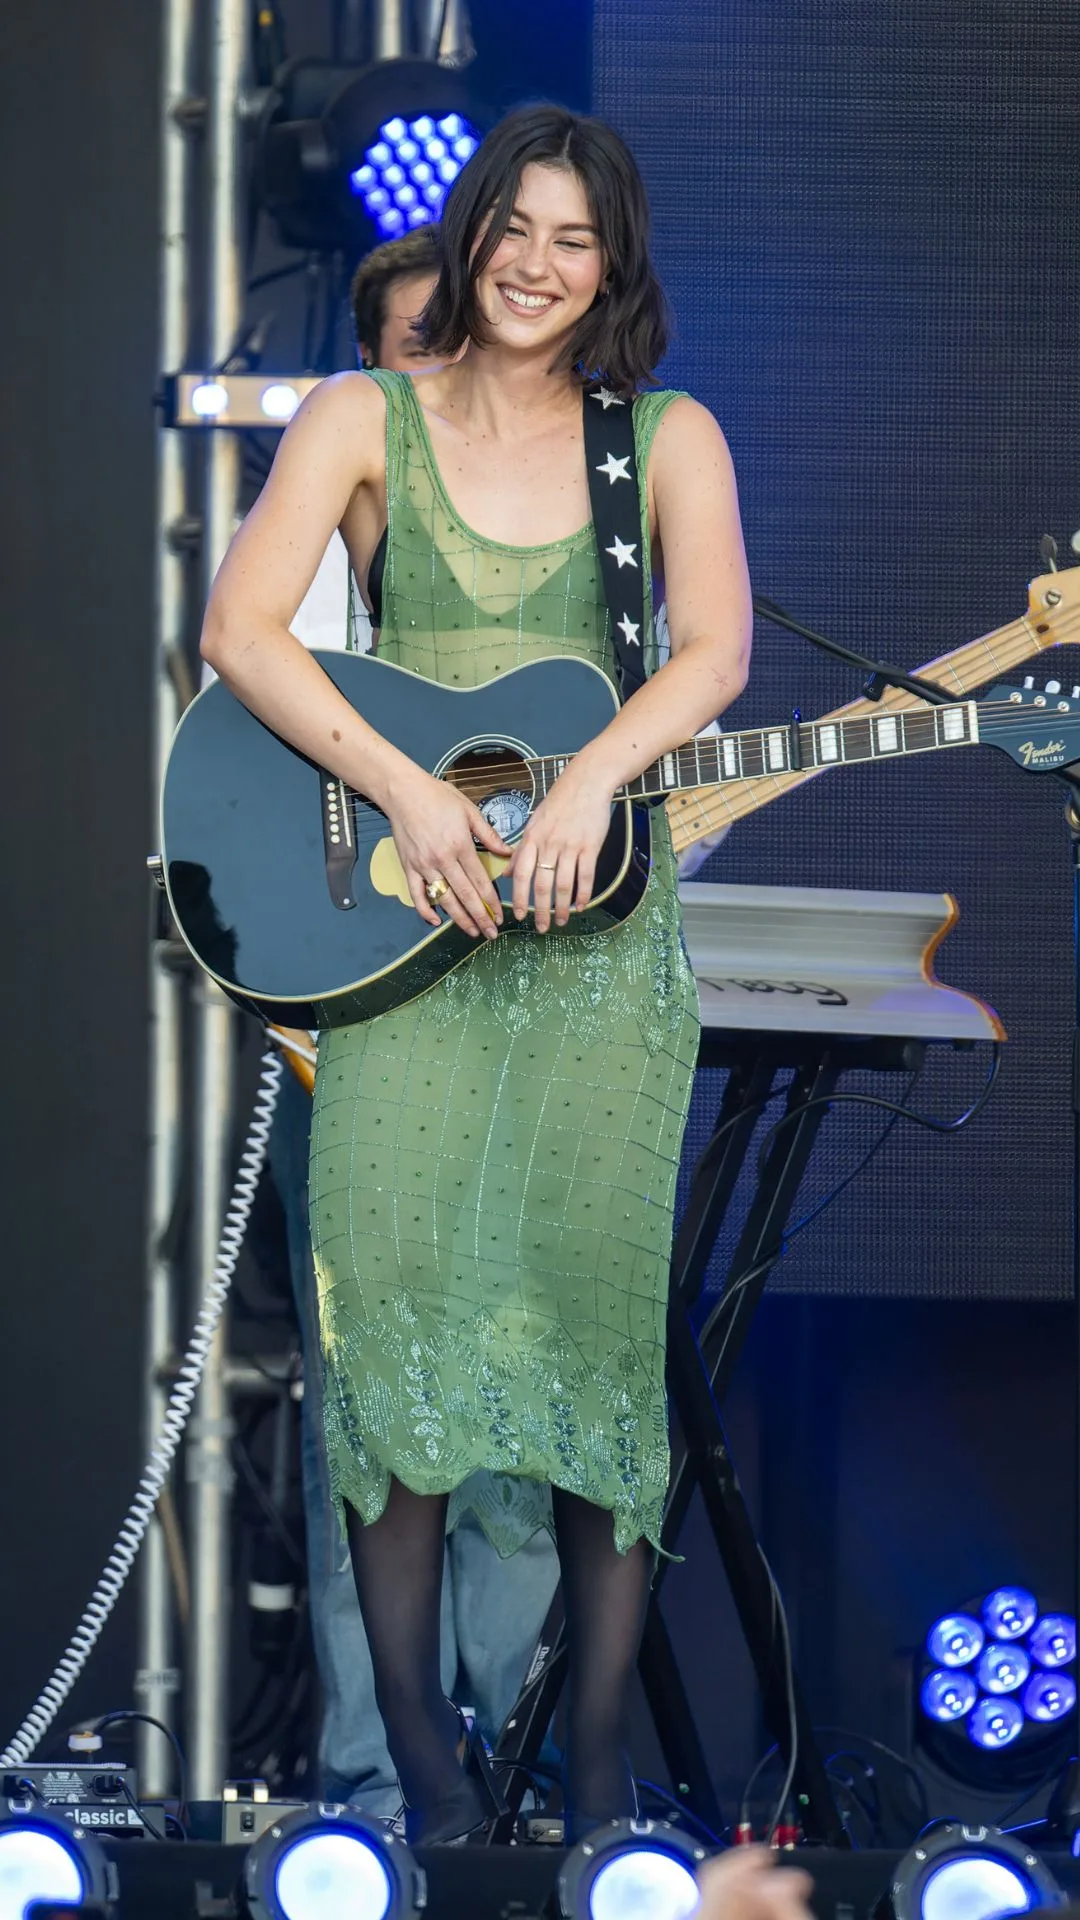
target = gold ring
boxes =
[537,861,557,870]
[425,875,450,905]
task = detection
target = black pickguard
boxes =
[161,652,651,1025]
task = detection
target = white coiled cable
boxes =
[0,1047,285,1767]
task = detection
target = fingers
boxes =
[406,871,442,928]
[695,1850,815,1920]
[445,855,500,940]
[467,804,512,860]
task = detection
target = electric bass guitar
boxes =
[160,651,1080,1027]
[669,563,1080,853]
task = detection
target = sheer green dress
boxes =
[309,369,700,1556]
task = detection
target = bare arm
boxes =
[511,396,752,928]
[200,372,506,938]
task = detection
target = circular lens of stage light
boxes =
[0,1825,86,1920]
[976,1643,1031,1695]
[1030,1614,1077,1669]
[273,1830,393,1920]
[587,1849,701,1920]
[260,384,301,421]
[1022,1670,1077,1723]
[921,1669,978,1722]
[191,380,229,417]
[920,1855,1035,1920]
[982,1588,1038,1641]
[967,1695,1024,1749]
[927,1614,984,1667]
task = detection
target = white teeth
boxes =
[501,287,554,310]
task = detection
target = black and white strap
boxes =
[582,383,649,702]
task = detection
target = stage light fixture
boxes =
[162,373,322,429]
[916,1591,1077,1787]
[554,1818,708,1920]
[241,1804,425,1920]
[880,1822,1064,1920]
[255,57,492,255]
[0,1808,114,1920]
[983,1590,1038,1643]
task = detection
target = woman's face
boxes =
[473,162,607,353]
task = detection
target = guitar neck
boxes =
[627,699,977,798]
[664,608,1050,851]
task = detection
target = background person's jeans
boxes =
[269,1067,559,1811]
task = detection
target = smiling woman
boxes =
[199,101,751,1845]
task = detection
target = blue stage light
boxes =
[555,1820,708,1920]
[191,380,229,418]
[881,1823,1064,1920]
[921,1670,978,1722]
[1022,1671,1076,1724]
[983,1589,1038,1642]
[349,109,483,238]
[1030,1614,1077,1669]
[920,1856,1036,1920]
[243,1806,424,1920]
[976,1644,1030,1695]
[968,1696,1024,1749]
[588,1851,700,1920]
[927,1614,984,1667]
[0,1810,113,1920]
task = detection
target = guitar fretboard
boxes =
[530,700,978,800]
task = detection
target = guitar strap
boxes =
[582,383,649,703]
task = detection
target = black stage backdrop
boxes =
[0,0,160,1740]
[596,0,1080,1301]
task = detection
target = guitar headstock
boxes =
[1026,561,1080,650]
[982,678,1080,773]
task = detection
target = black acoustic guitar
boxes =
[160,652,1080,1026]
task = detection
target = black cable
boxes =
[634,1777,727,1847]
[78,1712,188,1826]
[248,261,310,293]
[815,1727,929,1828]
[231,1432,305,1565]
[752,595,951,706]
[997,1759,1071,1828]
[754,1043,1002,1182]
[104,1775,167,1841]
[784,1067,924,1241]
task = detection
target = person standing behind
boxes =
[271,223,560,1815]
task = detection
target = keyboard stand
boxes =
[491,1028,924,1847]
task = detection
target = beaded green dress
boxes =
[309,369,700,1557]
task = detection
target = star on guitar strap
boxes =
[582,382,649,703]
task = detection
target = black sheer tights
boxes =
[345,1478,463,1812]
[346,1477,651,1830]
[552,1485,652,1831]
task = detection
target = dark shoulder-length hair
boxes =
[422,104,669,393]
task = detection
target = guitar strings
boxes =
[409,696,1080,803]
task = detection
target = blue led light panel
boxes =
[350,113,481,237]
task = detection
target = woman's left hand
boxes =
[508,768,615,933]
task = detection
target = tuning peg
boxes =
[1041,533,1059,572]
[1071,686,1080,700]
[1046,680,1061,694]
[1023,675,1035,689]
[1071,530,1080,557]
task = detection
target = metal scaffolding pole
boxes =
[137,0,197,1803]
[186,0,247,1804]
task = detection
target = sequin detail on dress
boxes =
[309,371,700,1556]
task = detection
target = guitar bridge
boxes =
[320,773,357,910]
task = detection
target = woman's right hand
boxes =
[385,763,510,940]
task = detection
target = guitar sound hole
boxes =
[445,745,534,844]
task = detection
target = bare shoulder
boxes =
[281,368,387,473]
[649,393,732,469]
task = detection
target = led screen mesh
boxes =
[595,0,1080,1296]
